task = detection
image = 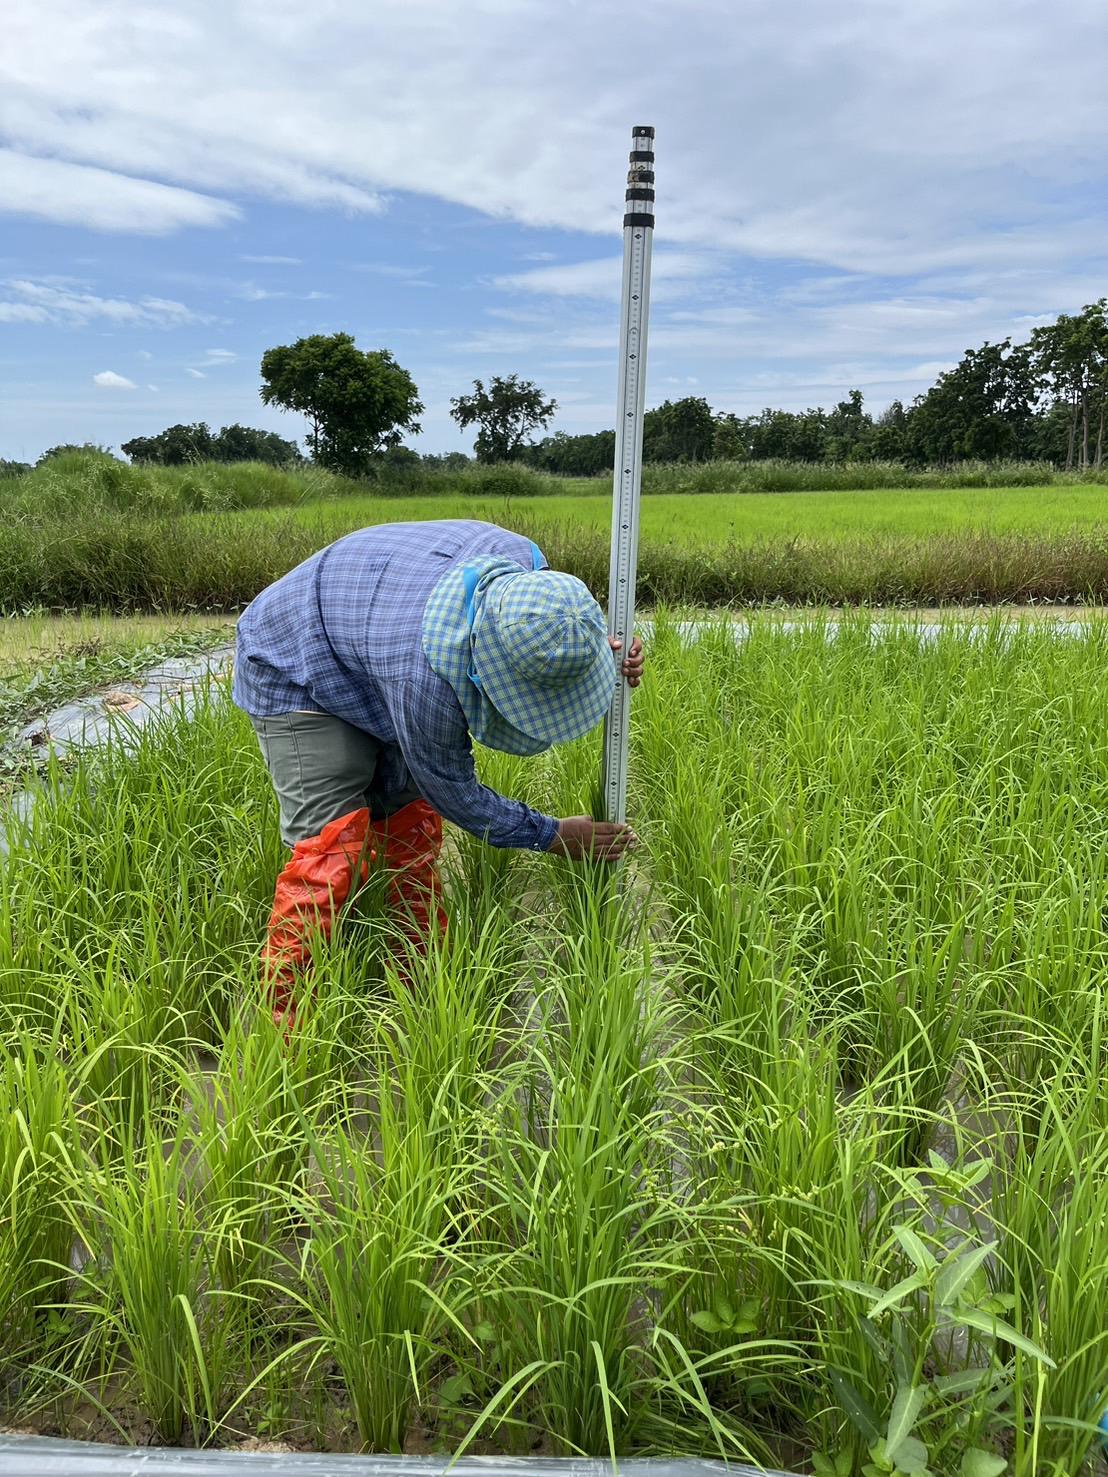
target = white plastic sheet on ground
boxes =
[0,1442,799,1476]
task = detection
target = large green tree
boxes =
[824,389,872,460]
[1031,301,1108,470]
[526,430,615,477]
[907,340,1038,463]
[642,396,715,462]
[260,333,423,475]
[121,423,213,464]
[450,375,556,463]
[36,443,114,466]
[868,400,911,461]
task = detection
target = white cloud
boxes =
[233,283,286,302]
[203,348,237,362]
[147,383,159,391]
[185,368,206,378]
[0,148,238,234]
[352,263,432,289]
[356,263,427,278]
[493,252,716,302]
[3,0,1105,274]
[239,254,301,265]
[0,278,204,327]
[137,349,153,360]
[93,369,136,388]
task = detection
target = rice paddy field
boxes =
[7,452,1108,610]
[0,613,233,789]
[281,484,1108,544]
[3,613,1108,1475]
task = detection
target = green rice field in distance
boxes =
[7,451,1108,608]
[280,483,1108,545]
[3,613,1108,1472]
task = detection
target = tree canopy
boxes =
[1030,300,1108,470]
[450,375,557,463]
[643,397,716,463]
[121,423,301,467]
[260,333,423,476]
[11,300,1108,478]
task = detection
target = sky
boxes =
[2,0,1107,462]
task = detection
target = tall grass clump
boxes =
[1,450,365,518]
[639,456,1105,495]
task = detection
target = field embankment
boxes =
[8,448,1108,516]
[0,613,233,781]
[7,452,1108,610]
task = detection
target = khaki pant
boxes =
[250,711,421,848]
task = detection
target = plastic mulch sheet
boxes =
[0,1441,801,1477]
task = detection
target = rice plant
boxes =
[2,620,1108,1471]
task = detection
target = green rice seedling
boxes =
[0,1027,78,1374]
[471,919,684,1458]
[178,1015,315,1297]
[446,746,537,948]
[374,918,521,1131]
[11,611,1108,1463]
[981,1042,1108,1475]
[277,1076,471,1452]
[58,946,191,1141]
[0,681,280,1049]
[62,1101,235,1443]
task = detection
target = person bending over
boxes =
[233,519,643,1026]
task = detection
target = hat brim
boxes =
[473,619,617,745]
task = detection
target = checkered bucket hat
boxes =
[422,549,616,755]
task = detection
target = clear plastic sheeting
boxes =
[12,647,234,758]
[0,1442,800,1477]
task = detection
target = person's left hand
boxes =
[609,634,645,688]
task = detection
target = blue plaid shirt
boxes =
[233,521,560,851]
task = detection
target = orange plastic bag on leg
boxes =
[262,806,373,1028]
[376,799,449,976]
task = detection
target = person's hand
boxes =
[550,816,638,861]
[609,634,645,688]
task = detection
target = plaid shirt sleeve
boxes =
[390,676,560,852]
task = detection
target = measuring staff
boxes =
[602,125,656,826]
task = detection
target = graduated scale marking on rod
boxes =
[602,124,656,827]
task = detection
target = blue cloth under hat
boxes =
[422,542,617,756]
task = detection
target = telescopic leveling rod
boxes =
[601,125,655,826]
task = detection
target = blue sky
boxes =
[3,0,1107,462]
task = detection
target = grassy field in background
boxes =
[276,483,1108,545]
[10,493,1108,611]
[8,449,1105,522]
[7,452,1108,611]
[0,610,233,668]
[2,618,1108,1469]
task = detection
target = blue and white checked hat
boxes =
[422,546,616,755]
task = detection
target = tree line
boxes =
[527,301,1108,474]
[4,299,1105,479]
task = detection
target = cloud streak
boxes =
[0,148,239,234]
[93,370,136,388]
[0,278,205,326]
